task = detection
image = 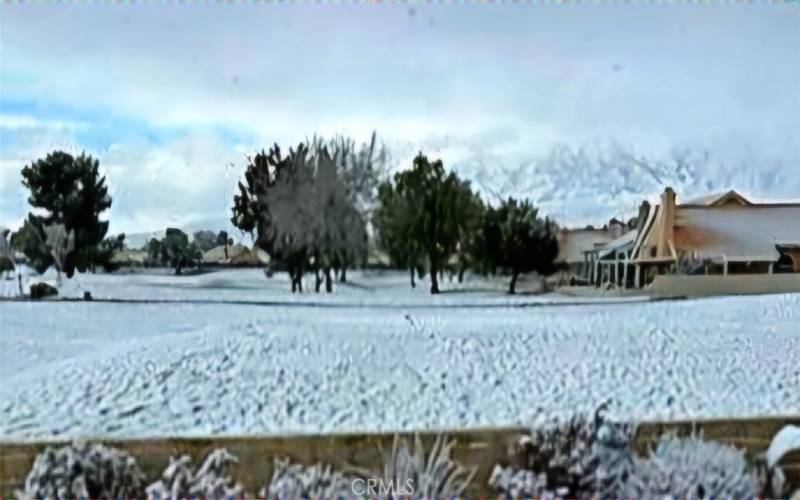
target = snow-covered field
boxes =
[1,269,798,441]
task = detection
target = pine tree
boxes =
[377,153,479,294]
[475,198,560,294]
[20,151,112,277]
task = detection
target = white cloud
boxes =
[1,4,798,232]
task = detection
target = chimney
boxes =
[635,200,651,231]
[658,187,676,257]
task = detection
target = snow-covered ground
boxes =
[0,269,798,441]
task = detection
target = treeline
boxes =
[230,134,560,294]
[5,133,561,295]
[373,153,560,294]
[144,229,232,274]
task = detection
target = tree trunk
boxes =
[340,267,347,283]
[409,267,416,288]
[508,271,519,295]
[315,268,322,293]
[325,267,333,293]
[458,265,466,283]
[430,260,440,294]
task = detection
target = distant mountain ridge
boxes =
[448,144,799,228]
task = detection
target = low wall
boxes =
[2,416,798,497]
[649,273,800,298]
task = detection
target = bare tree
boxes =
[43,222,75,285]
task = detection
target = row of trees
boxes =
[373,153,560,294]
[144,229,232,274]
[7,142,560,296]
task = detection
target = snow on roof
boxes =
[682,190,752,207]
[110,249,148,264]
[674,205,800,262]
[596,229,638,259]
[202,244,260,265]
[556,229,614,264]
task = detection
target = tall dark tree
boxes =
[453,181,485,283]
[216,231,232,247]
[0,228,14,277]
[146,238,163,267]
[377,153,479,294]
[373,181,425,288]
[20,151,112,277]
[216,230,233,260]
[161,228,201,275]
[475,198,560,294]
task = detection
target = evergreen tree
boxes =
[475,198,560,294]
[20,151,112,277]
[377,153,479,294]
[0,228,15,277]
[161,228,201,275]
[373,181,425,288]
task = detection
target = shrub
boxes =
[488,404,635,498]
[381,433,476,498]
[16,442,145,499]
[146,448,243,499]
[265,433,475,499]
[264,458,353,499]
[624,432,760,498]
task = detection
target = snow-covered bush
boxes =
[381,433,476,498]
[146,448,243,499]
[488,404,635,498]
[759,424,800,497]
[624,432,759,498]
[16,441,145,500]
[263,458,353,499]
[490,406,767,499]
[264,433,474,499]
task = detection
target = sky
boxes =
[1,3,799,240]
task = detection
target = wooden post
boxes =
[623,258,629,289]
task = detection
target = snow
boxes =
[766,425,800,469]
[0,269,798,440]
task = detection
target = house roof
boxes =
[682,190,753,207]
[595,230,638,260]
[202,244,255,264]
[110,249,148,264]
[671,206,800,262]
[556,229,614,264]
